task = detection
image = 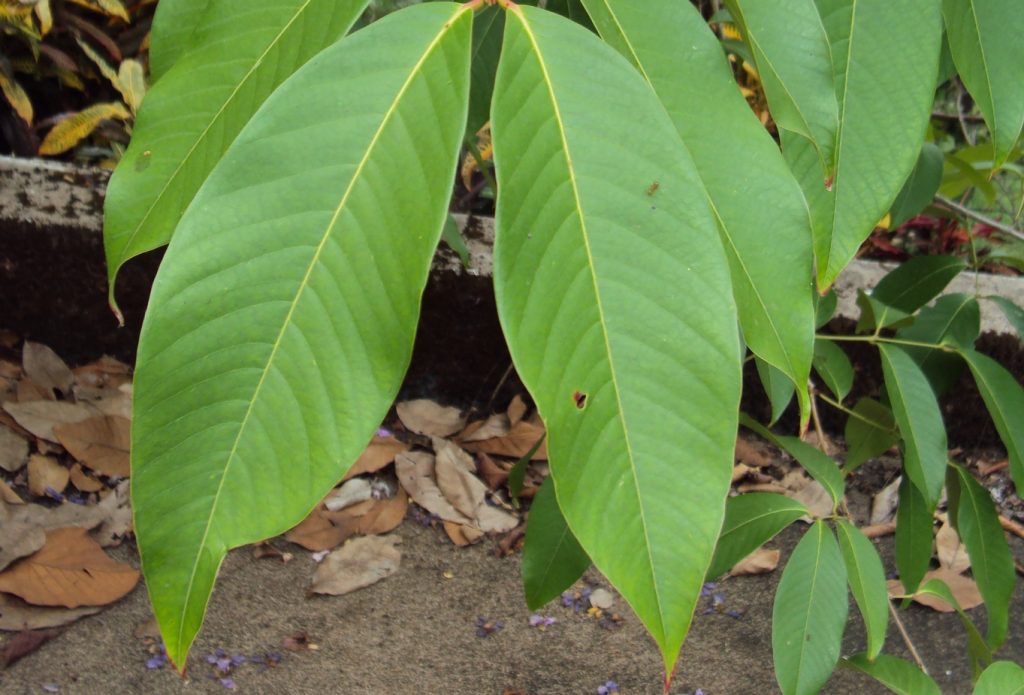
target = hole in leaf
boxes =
[572,390,587,410]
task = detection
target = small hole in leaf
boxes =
[572,390,587,410]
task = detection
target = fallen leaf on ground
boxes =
[91,481,132,546]
[435,440,487,519]
[461,419,547,460]
[53,415,130,478]
[16,380,53,403]
[0,593,100,631]
[396,399,465,437]
[443,521,484,546]
[343,435,409,480]
[870,476,901,525]
[395,452,472,525]
[507,395,527,426]
[732,463,754,483]
[936,521,970,574]
[0,480,23,505]
[0,425,28,473]
[458,413,510,443]
[27,455,69,497]
[309,535,402,596]
[477,453,511,490]
[730,547,781,576]
[284,507,356,552]
[735,436,773,468]
[475,502,519,534]
[887,568,983,612]
[356,490,408,536]
[71,357,131,390]
[791,480,833,521]
[84,391,132,420]
[22,342,73,396]
[252,542,293,563]
[0,627,62,668]
[2,401,98,442]
[0,527,139,607]
[68,464,104,493]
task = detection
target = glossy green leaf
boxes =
[756,357,795,425]
[491,5,741,674]
[131,3,473,669]
[815,289,837,328]
[941,151,999,202]
[953,465,1015,649]
[580,0,815,429]
[858,255,968,331]
[723,0,838,179]
[441,214,469,269]
[104,0,370,315]
[942,0,1024,168]
[543,0,595,30]
[834,519,888,659]
[843,398,898,473]
[785,0,942,290]
[812,339,852,402]
[841,653,941,695]
[973,661,1024,695]
[989,296,1024,339]
[148,0,211,82]
[522,477,591,610]
[889,143,944,228]
[772,521,848,695]
[959,348,1024,492]
[707,493,807,580]
[916,578,993,676]
[895,476,934,594]
[897,293,979,396]
[467,4,504,136]
[878,345,948,507]
[742,415,844,507]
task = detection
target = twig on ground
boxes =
[861,522,897,539]
[998,514,1024,540]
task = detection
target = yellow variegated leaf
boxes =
[38,102,131,156]
[67,0,129,22]
[117,59,146,113]
[0,69,33,125]
[76,37,120,89]
[0,4,40,39]
[34,0,52,35]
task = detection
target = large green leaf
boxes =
[148,0,211,83]
[834,519,888,660]
[897,293,979,396]
[466,5,504,136]
[772,521,848,695]
[974,661,1024,695]
[131,3,473,669]
[786,0,942,290]
[841,653,941,695]
[895,476,933,594]
[942,0,1024,168]
[857,255,967,332]
[889,143,944,228]
[707,493,807,580]
[521,477,590,610]
[959,347,1024,491]
[580,0,815,427]
[878,345,948,507]
[723,0,838,180]
[103,0,370,316]
[491,5,741,674]
[843,398,898,473]
[953,465,1015,649]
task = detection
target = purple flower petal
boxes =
[219,677,237,690]
[231,654,247,666]
[42,685,59,693]
[145,655,167,669]
[216,657,232,671]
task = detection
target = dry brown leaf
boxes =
[507,395,527,426]
[0,514,45,571]
[91,481,132,547]
[791,480,833,521]
[2,401,98,442]
[395,451,472,525]
[284,508,355,552]
[870,476,901,525]
[396,399,465,437]
[0,360,21,380]
[735,436,773,468]
[0,627,63,667]
[16,379,54,403]
[27,455,68,497]
[35,438,63,456]
[0,593,100,631]
[72,356,131,390]
[309,535,401,596]
[443,521,484,546]
[343,436,409,481]
[461,419,548,460]
[477,453,511,490]
[0,527,139,607]
[936,522,971,574]
[251,542,292,563]
[86,392,132,420]
[22,342,73,396]
[356,490,408,536]
[321,498,376,525]
[732,463,754,483]
[133,616,160,639]
[475,502,519,534]
[458,414,511,443]
[435,441,487,519]
[52,415,130,478]
[887,568,983,612]
[0,479,23,505]
[69,464,104,493]
[0,424,28,473]
[729,547,781,576]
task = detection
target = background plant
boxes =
[102,0,1024,693]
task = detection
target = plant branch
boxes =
[817,334,956,352]
[889,600,929,675]
[934,194,1024,242]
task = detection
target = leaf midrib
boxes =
[172,6,466,656]
[511,6,666,642]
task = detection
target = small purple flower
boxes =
[597,681,619,695]
[145,654,167,669]
[42,685,59,693]
[700,582,717,598]
[696,689,706,695]
[529,613,556,628]
[231,654,247,667]
[44,486,64,502]
[561,591,574,607]
[215,656,232,671]
[219,677,237,690]
[475,616,504,637]
[66,493,86,505]
[377,427,392,438]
